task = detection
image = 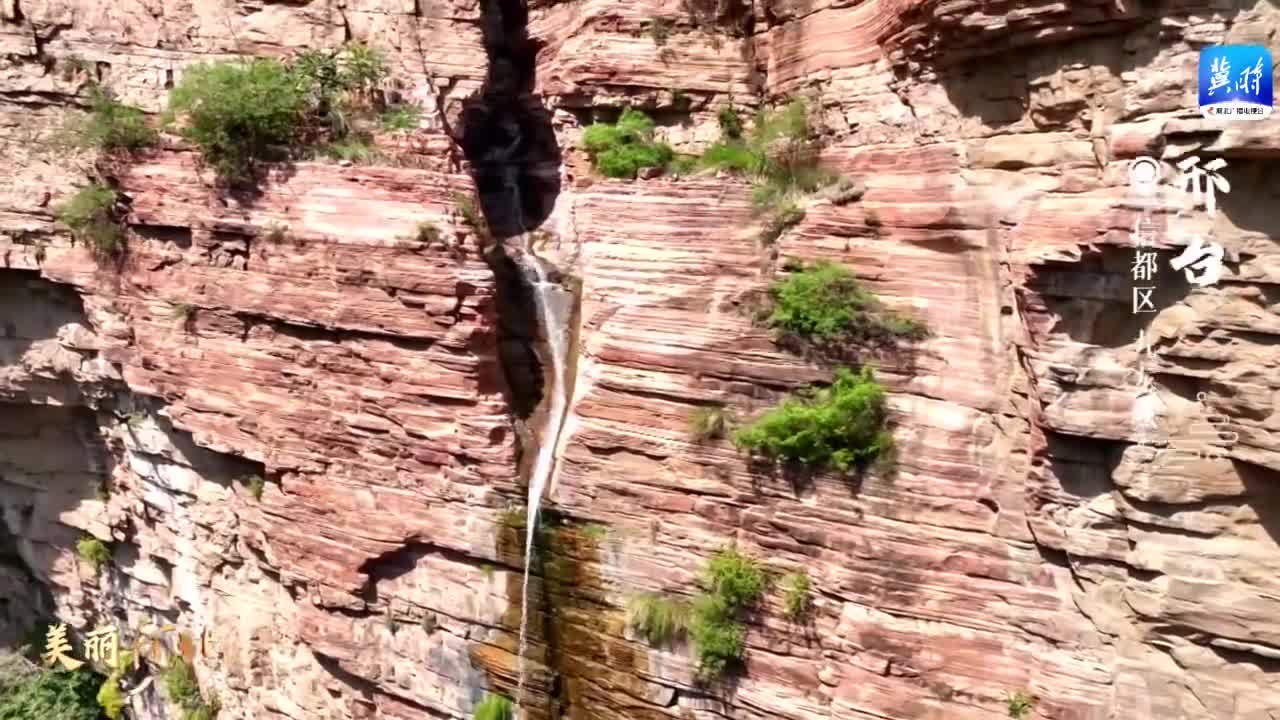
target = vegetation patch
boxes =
[76,537,111,571]
[1007,690,1037,719]
[690,547,765,682]
[781,571,812,620]
[628,547,766,683]
[733,366,894,473]
[473,693,514,720]
[581,108,674,179]
[0,652,102,720]
[238,474,265,501]
[161,657,220,720]
[763,261,928,347]
[165,43,393,181]
[688,406,735,442]
[57,183,124,259]
[380,104,421,132]
[60,86,158,152]
[627,592,692,646]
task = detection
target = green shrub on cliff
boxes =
[690,547,765,682]
[765,261,927,345]
[781,570,812,620]
[62,86,158,152]
[57,183,124,258]
[473,693,514,720]
[733,366,894,473]
[0,655,102,720]
[581,108,674,179]
[76,537,111,571]
[166,58,304,180]
[161,657,220,720]
[627,547,765,683]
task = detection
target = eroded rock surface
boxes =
[1,1,1278,719]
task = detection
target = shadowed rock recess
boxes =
[1,1,1280,719]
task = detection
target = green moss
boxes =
[781,571,812,620]
[1007,690,1037,719]
[473,693,514,720]
[57,183,123,259]
[626,592,692,646]
[76,537,111,571]
[733,367,893,473]
[765,261,928,344]
[582,108,674,179]
[688,406,734,442]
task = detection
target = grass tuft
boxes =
[689,406,734,442]
[1007,690,1037,719]
[627,592,692,646]
[781,571,812,620]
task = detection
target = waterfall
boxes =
[515,253,572,713]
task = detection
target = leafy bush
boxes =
[64,86,157,152]
[76,537,111,571]
[473,693,514,720]
[57,183,123,258]
[734,367,893,473]
[781,571,812,620]
[581,108,674,179]
[1007,690,1037,719]
[0,659,102,720]
[414,222,441,246]
[691,547,765,682]
[166,59,304,180]
[625,548,766,682]
[765,261,927,344]
[161,657,220,720]
[689,406,734,442]
[627,593,692,646]
[717,103,744,140]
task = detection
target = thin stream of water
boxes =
[515,255,571,715]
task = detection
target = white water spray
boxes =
[515,253,572,713]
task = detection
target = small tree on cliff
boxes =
[165,59,305,181]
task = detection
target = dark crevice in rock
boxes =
[456,0,561,239]
[488,249,544,420]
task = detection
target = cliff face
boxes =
[2,1,1279,720]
